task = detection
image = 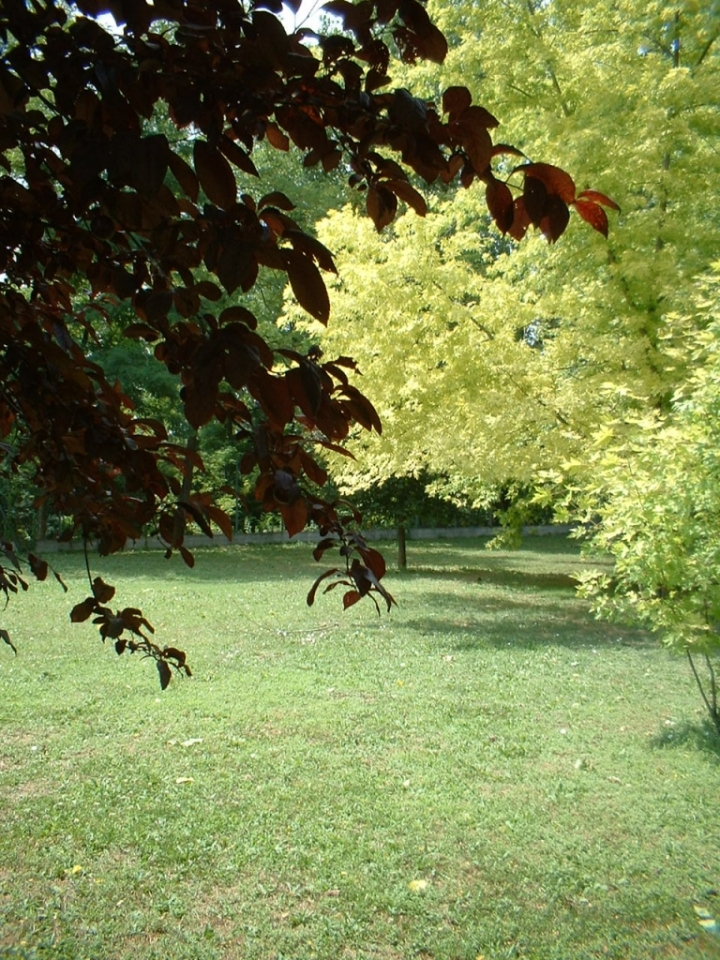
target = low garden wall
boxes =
[37,524,574,552]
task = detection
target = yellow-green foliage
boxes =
[575,268,720,654]
[291,0,720,506]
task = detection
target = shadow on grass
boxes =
[406,566,581,591]
[648,718,720,761]
[401,582,654,651]
[54,544,319,584]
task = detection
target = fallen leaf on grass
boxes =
[694,905,719,933]
[181,738,204,747]
[176,776,195,784]
[408,879,429,892]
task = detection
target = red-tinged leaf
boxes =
[285,230,337,273]
[172,287,198,317]
[168,151,199,202]
[519,162,576,204]
[261,208,297,238]
[397,0,447,62]
[350,558,372,596]
[205,505,233,541]
[490,143,526,160]
[523,176,548,227]
[218,135,259,177]
[28,554,48,581]
[389,87,428,132]
[281,497,309,538]
[460,162,476,188]
[284,250,330,323]
[340,386,383,433]
[180,546,195,568]
[443,85,472,119]
[385,179,427,215]
[113,266,138,300]
[131,134,169,199]
[312,538,337,562]
[366,66,391,92]
[265,122,290,151]
[486,177,514,233]
[539,196,570,243]
[183,383,218,429]
[285,363,322,416]
[462,104,499,130]
[217,240,257,295]
[509,196,531,241]
[124,323,158,341]
[195,280,223,301]
[181,500,214,538]
[193,140,237,209]
[573,199,609,237]
[421,23,448,63]
[248,371,295,428]
[323,579,350,594]
[71,597,96,623]
[139,290,173,322]
[258,191,295,211]
[298,448,328,486]
[157,659,172,690]
[576,190,620,212]
[272,469,300,504]
[92,576,116,603]
[322,150,342,172]
[219,305,257,328]
[307,567,340,606]
[363,547,387,580]
[442,153,464,182]
[343,589,362,610]
[316,438,355,458]
[367,185,397,232]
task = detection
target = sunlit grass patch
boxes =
[1,537,719,959]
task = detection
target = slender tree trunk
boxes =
[397,524,407,570]
[35,499,48,542]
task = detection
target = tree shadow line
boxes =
[648,718,720,762]
[399,575,654,652]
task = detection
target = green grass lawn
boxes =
[1,535,719,960]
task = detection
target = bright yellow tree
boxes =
[292,0,720,516]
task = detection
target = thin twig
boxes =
[705,652,718,719]
[687,649,720,736]
[82,537,93,591]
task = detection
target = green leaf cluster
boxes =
[575,267,720,655]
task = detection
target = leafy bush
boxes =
[573,269,720,733]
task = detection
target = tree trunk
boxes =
[397,524,407,570]
[35,498,48,543]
